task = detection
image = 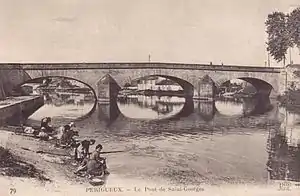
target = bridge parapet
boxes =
[1,63,282,73]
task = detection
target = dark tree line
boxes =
[266,7,300,64]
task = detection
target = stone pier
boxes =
[96,74,121,102]
[194,75,216,100]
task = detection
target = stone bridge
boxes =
[1,63,284,99]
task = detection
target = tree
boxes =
[265,12,292,64]
[287,8,300,51]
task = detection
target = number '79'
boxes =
[10,188,16,194]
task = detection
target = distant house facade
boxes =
[137,76,158,91]
[137,76,182,91]
[155,79,182,91]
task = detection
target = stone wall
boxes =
[0,96,44,126]
[0,68,31,100]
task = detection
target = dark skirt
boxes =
[87,160,101,175]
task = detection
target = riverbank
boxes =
[0,145,48,180]
[0,128,170,195]
[0,128,299,196]
[0,128,94,195]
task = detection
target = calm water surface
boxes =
[27,93,300,185]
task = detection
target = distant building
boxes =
[137,77,181,91]
[137,76,159,91]
[155,79,182,91]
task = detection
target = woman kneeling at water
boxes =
[74,144,109,178]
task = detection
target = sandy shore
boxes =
[0,128,169,195]
[0,129,299,196]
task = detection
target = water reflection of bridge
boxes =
[95,96,277,129]
[118,95,185,116]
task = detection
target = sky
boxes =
[1,0,300,66]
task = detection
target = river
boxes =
[26,92,300,186]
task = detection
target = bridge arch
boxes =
[120,74,194,98]
[111,74,195,121]
[215,77,274,96]
[18,76,98,120]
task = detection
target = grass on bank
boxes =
[0,146,50,181]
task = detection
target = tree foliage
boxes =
[265,12,292,63]
[287,8,300,49]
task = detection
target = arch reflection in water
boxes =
[115,95,272,121]
[215,98,244,116]
[215,96,272,117]
[117,95,186,120]
[22,77,96,123]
